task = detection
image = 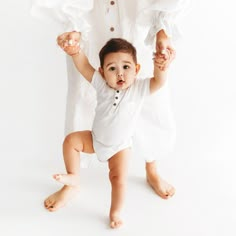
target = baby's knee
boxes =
[63,133,77,148]
[109,171,126,187]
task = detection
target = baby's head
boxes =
[99,38,140,90]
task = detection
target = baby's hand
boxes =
[57,31,81,56]
[153,49,175,71]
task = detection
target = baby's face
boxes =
[100,52,140,90]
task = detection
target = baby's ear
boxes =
[135,64,141,74]
[99,67,105,79]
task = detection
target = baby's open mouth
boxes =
[117,80,125,85]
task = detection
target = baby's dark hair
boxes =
[99,38,137,68]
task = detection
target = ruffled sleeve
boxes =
[136,0,190,46]
[31,0,94,42]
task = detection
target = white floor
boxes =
[0,153,235,236]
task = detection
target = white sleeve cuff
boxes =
[31,0,93,40]
[135,0,190,47]
[144,12,181,47]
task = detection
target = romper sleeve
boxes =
[133,78,151,99]
[30,0,94,43]
[91,71,106,93]
[136,0,191,46]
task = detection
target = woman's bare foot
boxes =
[44,185,79,212]
[146,161,175,199]
[110,212,123,229]
[146,173,175,199]
[53,173,80,186]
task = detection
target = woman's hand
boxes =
[155,30,175,71]
[57,31,81,56]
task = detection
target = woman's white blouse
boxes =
[31,0,189,76]
[31,1,188,47]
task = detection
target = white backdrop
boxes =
[0,0,235,162]
[0,1,236,235]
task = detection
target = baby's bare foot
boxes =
[53,173,79,186]
[44,185,79,212]
[110,213,123,229]
[147,174,175,199]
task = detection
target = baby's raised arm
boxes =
[71,49,95,83]
[58,32,95,83]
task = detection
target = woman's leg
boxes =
[108,148,130,229]
[146,160,175,199]
[44,131,94,211]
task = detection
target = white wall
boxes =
[0,0,235,163]
[0,1,67,161]
[172,0,236,161]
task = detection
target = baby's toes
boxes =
[110,219,123,229]
[44,199,54,209]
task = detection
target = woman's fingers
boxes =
[63,45,80,56]
[57,31,81,49]
[66,31,81,47]
[154,48,175,67]
[57,32,81,55]
[57,32,70,48]
[153,48,176,71]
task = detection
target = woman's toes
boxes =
[165,188,175,198]
[48,205,56,212]
[168,187,175,197]
[48,202,62,212]
[163,193,169,199]
[156,189,168,199]
[44,199,50,208]
[44,198,55,210]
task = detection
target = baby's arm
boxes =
[149,50,171,94]
[71,50,95,83]
[60,33,95,83]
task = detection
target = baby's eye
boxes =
[108,66,116,71]
[123,65,130,69]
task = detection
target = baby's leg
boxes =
[108,149,130,229]
[146,161,175,199]
[44,131,94,211]
[53,131,94,186]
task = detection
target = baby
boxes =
[44,37,173,228]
